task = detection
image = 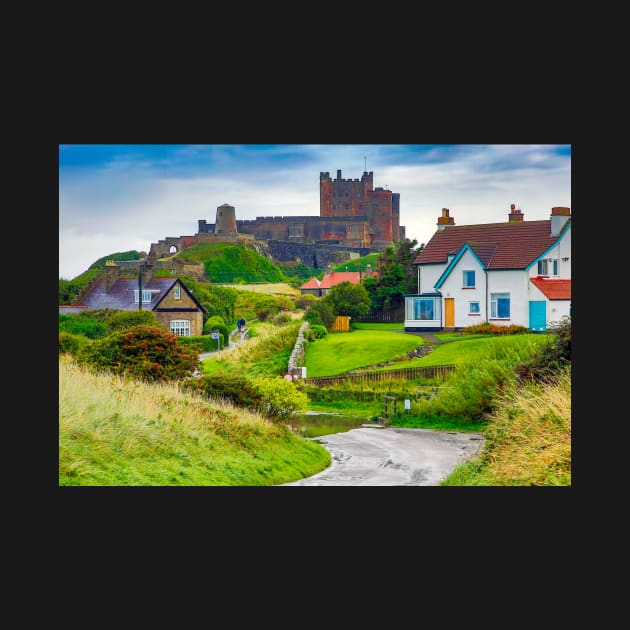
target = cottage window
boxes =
[463,270,475,288]
[133,290,152,304]
[469,301,480,314]
[537,258,558,276]
[490,293,510,319]
[173,284,181,300]
[407,296,441,321]
[170,320,191,336]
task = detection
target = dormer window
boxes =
[174,284,181,300]
[133,290,152,304]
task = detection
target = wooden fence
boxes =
[355,306,406,323]
[302,364,456,387]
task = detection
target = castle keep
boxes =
[148,169,405,270]
[198,169,404,249]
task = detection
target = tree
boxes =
[303,298,336,329]
[322,281,370,319]
[394,238,424,294]
[363,240,424,310]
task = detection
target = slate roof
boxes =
[530,278,571,300]
[413,219,570,270]
[78,277,205,312]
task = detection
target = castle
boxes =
[148,169,405,271]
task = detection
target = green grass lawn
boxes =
[352,322,404,331]
[304,329,423,377]
[376,333,550,369]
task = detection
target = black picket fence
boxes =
[355,306,406,323]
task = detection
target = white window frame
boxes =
[134,289,152,304]
[537,258,558,276]
[170,319,191,336]
[469,301,480,314]
[490,292,510,319]
[173,284,181,300]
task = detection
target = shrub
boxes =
[270,312,292,326]
[104,309,158,332]
[463,323,530,336]
[304,299,336,329]
[59,331,89,356]
[182,374,264,411]
[251,377,309,422]
[203,316,230,341]
[77,325,200,381]
[295,294,318,310]
[58,313,109,339]
[305,324,328,341]
[176,335,211,353]
[517,315,571,381]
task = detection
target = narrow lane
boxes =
[279,427,484,486]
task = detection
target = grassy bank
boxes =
[59,356,330,486]
[441,368,571,485]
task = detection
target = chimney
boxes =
[336,169,342,180]
[437,208,455,231]
[508,203,524,223]
[550,206,571,236]
[326,263,333,275]
[102,260,120,293]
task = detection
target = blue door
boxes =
[529,301,546,331]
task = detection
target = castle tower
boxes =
[215,203,237,235]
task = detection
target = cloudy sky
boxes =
[59,144,571,280]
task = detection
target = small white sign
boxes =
[211,332,219,340]
[404,399,411,410]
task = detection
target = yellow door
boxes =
[445,298,455,327]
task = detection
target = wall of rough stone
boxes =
[153,285,204,336]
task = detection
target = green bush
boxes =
[270,312,292,326]
[77,325,200,381]
[182,374,264,411]
[517,315,571,381]
[304,300,336,329]
[203,316,230,341]
[295,294,318,310]
[58,331,89,356]
[104,309,158,332]
[252,377,309,422]
[58,313,108,339]
[305,324,328,341]
[178,334,221,352]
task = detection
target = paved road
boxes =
[279,427,484,486]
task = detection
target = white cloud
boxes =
[59,145,571,279]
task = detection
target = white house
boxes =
[404,205,571,332]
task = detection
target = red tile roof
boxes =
[300,277,321,289]
[530,278,571,300]
[319,271,363,289]
[413,219,569,269]
[299,270,378,291]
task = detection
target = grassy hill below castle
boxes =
[60,242,385,304]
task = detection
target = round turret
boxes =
[215,203,237,235]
